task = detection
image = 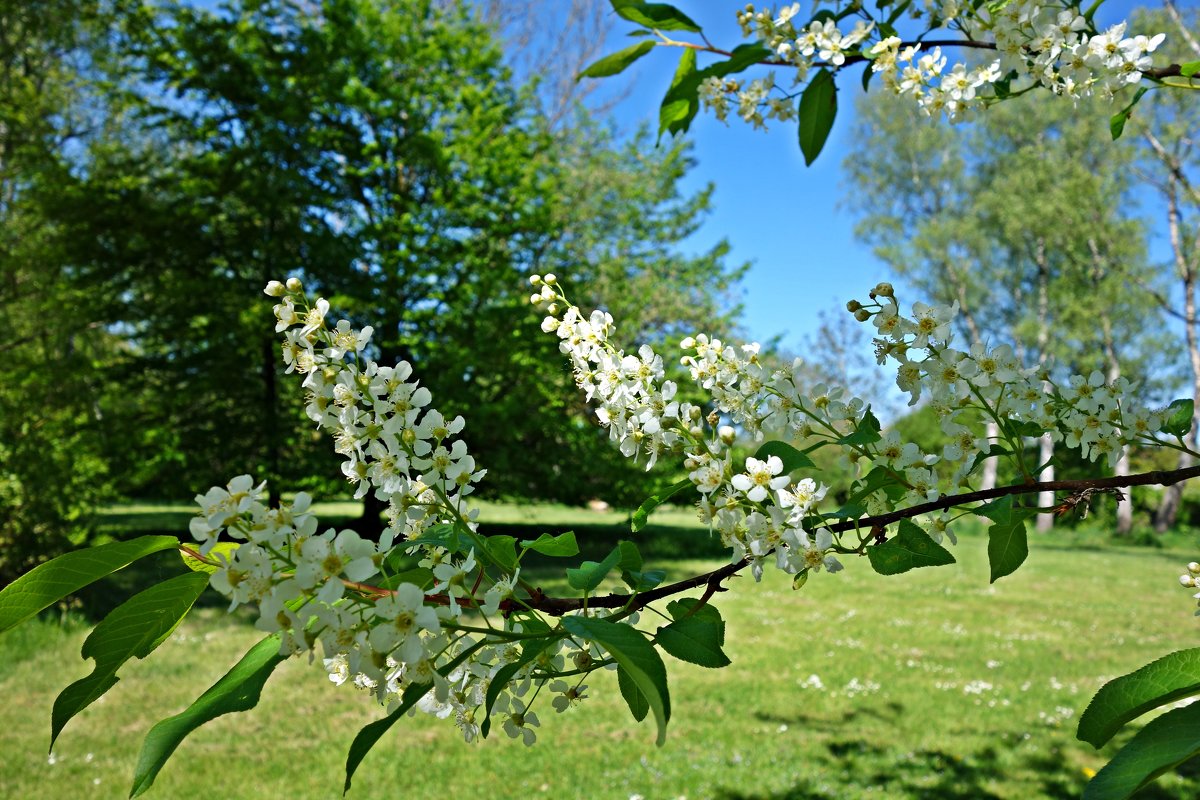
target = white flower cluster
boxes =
[848,283,1166,473]
[700,3,1166,127]
[189,279,622,746]
[1179,561,1200,616]
[536,275,844,582]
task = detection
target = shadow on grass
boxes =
[712,738,1200,800]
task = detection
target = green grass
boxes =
[5,503,1200,799]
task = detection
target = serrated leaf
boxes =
[632,478,692,532]
[410,522,461,553]
[656,616,730,668]
[753,440,815,473]
[343,640,487,793]
[578,40,656,80]
[617,664,650,722]
[1182,60,1200,78]
[1006,419,1044,438]
[482,535,518,572]
[53,572,208,750]
[344,681,430,795]
[1082,701,1200,800]
[659,48,698,140]
[977,496,1032,582]
[867,519,956,575]
[666,598,723,629]
[375,566,435,591]
[181,542,239,575]
[617,540,643,573]
[1161,399,1195,437]
[968,444,1011,476]
[623,569,666,591]
[566,546,622,593]
[798,68,837,166]
[611,0,701,32]
[481,636,559,738]
[130,634,286,798]
[520,530,579,558]
[838,406,881,446]
[1078,648,1200,748]
[562,616,670,744]
[704,43,772,78]
[0,535,180,635]
[847,467,901,506]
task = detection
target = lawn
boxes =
[2,502,1199,800]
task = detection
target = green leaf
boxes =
[797,69,837,166]
[838,407,882,446]
[656,616,730,668]
[520,530,579,558]
[131,634,286,798]
[1082,701,1200,800]
[344,640,487,793]
[566,546,622,592]
[344,680,430,795]
[180,541,238,575]
[1181,60,1200,78]
[977,496,1032,582]
[617,540,643,573]
[624,569,667,591]
[666,597,723,628]
[410,523,461,553]
[611,0,701,32]
[847,466,902,506]
[1109,86,1148,140]
[704,43,773,78]
[562,616,670,744]
[1078,648,1200,748]
[482,535,518,572]
[1161,399,1195,437]
[1006,419,1044,438]
[753,440,815,473]
[53,572,208,749]
[968,444,1011,476]
[867,519,956,575]
[632,478,692,532]
[617,664,650,722]
[659,48,698,140]
[0,535,180,635]
[578,41,656,80]
[375,566,435,591]
[481,636,560,738]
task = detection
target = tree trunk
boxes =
[981,420,999,491]
[1154,172,1200,531]
[1034,238,1054,532]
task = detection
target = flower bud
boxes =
[530,293,543,306]
[285,277,303,293]
[718,425,736,445]
[1181,574,1195,587]
[543,273,557,285]
[680,336,696,349]
[846,299,862,312]
[873,282,894,298]
[529,274,542,286]
[854,308,871,322]
[264,280,286,297]
[1189,562,1200,575]
[546,302,558,315]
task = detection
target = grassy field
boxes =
[3,502,1200,799]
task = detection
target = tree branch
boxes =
[514,464,1200,617]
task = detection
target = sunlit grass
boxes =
[5,504,1200,799]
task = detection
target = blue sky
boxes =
[592,1,1164,352]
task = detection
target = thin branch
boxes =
[515,464,1200,616]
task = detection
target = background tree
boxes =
[845,89,1166,533]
